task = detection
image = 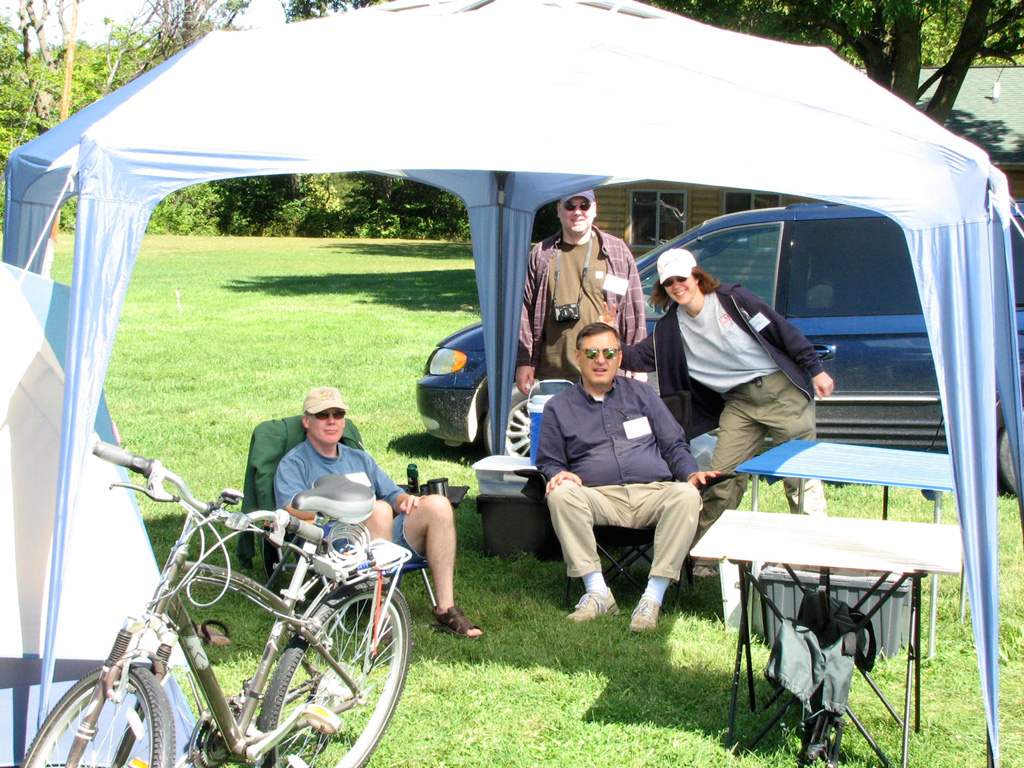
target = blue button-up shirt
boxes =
[536,377,698,487]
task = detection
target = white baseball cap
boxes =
[657,248,698,284]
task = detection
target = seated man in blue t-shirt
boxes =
[275,386,483,638]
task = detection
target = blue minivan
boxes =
[417,203,1024,491]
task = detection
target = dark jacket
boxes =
[620,283,825,437]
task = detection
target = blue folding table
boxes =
[736,440,958,658]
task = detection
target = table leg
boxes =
[902,576,922,768]
[727,562,754,750]
[929,493,942,657]
[751,475,760,512]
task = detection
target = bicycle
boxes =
[25,440,414,768]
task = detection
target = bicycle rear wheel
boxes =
[24,665,174,768]
[259,584,412,768]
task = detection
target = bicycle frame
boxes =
[161,525,411,763]
[61,441,412,768]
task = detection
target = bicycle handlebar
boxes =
[93,440,156,477]
[93,439,210,513]
[92,439,324,544]
[284,517,325,545]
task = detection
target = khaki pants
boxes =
[547,481,701,581]
[697,371,827,542]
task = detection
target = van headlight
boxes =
[428,348,468,375]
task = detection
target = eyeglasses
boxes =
[582,347,620,360]
[562,200,592,212]
[311,410,346,420]
[662,275,690,288]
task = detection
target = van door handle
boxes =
[814,344,836,361]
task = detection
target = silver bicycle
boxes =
[25,440,414,768]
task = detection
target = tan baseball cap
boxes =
[303,386,349,414]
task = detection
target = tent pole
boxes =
[493,171,509,452]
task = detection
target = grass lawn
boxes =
[50,234,1024,768]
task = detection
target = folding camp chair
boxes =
[237,414,436,607]
[562,526,692,607]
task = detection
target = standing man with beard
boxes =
[516,190,646,395]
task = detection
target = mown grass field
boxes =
[51,234,1024,767]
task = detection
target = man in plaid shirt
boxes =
[516,190,646,395]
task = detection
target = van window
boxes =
[786,217,923,317]
[689,222,782,302]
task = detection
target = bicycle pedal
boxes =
[300,705,342,735]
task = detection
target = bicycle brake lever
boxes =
[109,481,177,503]
[268,509,290,548]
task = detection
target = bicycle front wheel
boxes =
[23,665,174,768]
[259,584,412,768]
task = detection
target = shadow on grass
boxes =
[223,269,479,313]
[407,521,790,753]
[387,432,484,467]
[316,241,473,261]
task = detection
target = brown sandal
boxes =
[196,620,232,647]
[430,606,483,638]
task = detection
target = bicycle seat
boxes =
[290,474,375,522]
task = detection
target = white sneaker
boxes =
[630,598,661,632]
[568,591,619,622]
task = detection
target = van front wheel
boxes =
[998,427,1018,496]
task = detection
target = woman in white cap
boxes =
[620,248,835,544]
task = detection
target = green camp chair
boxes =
[236,415,435,607]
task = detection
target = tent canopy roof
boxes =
[2,2,1015,763]
[9,0,991,226]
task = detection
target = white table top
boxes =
[690,510,963,575]
[735,440,954,493]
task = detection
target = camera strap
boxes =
[553,237,593,308]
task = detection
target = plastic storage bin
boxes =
[472,455,532,496]
[477,494,561,560]
[751,566,912,658]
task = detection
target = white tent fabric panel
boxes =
[0,266,163,764]
[2,1,1018,763]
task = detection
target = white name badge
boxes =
[749,312,771,332]
[603,274,629,296]
[345,472,372,487]
[623,416,652,440]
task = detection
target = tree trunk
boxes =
[890,11,923,106]
[924,0,994,123]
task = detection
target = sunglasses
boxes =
[662,275,691,288]
[583,347,620,360]
[311,410,346,420]
[562,200,592,212]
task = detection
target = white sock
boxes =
[582,572,609,595]
[642,576,671,606]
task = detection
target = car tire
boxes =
[482,390,530,456]
[998,427,1018,496]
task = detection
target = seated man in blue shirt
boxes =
[275,386,483,638]
[536,323,717,632]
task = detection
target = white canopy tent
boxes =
[2,0,1019,761]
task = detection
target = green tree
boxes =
[655,0,1024,122]
[338,173,469,240]
[285,0,379,22]
[0,14,37,165]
